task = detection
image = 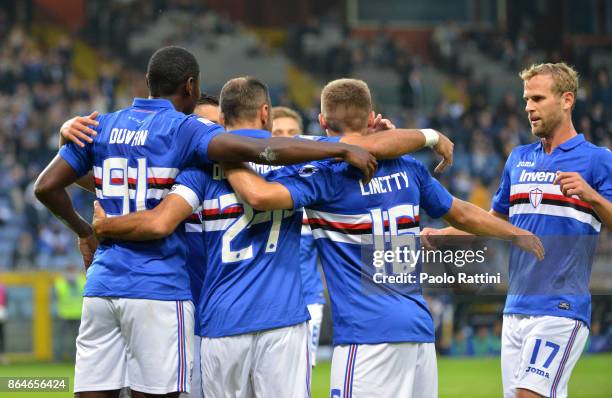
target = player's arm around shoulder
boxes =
[93,167,207,240]
[340,125,454,173]
[222,163,294,211]
[92,191,197,241]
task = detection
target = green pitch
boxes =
[1,354,611,397]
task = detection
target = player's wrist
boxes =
[419,129,439,148]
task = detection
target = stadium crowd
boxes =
[0,1,610,357]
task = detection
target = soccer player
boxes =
[219,78,545,398]
[271,106,327,366]
[89,76,457,397]
[33,46,377,398]
[183,93,220,398]
[59,93,220,398]
[423,63,612,398]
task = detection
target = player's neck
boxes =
[148,94,187,114]
[326,129,368,137]
[540,118,577,154]
[225,122,264,131]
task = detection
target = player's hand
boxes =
[554,171,598,204]
[78,234,98,271]
[420,227,444,250]
[432,131,454,173]
[367,113,396,134]
[91,200,107,239]
[60,111,99,148]
[343,145,378,184]
[512,231,545,261]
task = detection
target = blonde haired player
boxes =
[424,63,612,398]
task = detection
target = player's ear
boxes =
[219,112,226,127]
[259,103,271,130]
[562,91,574,111]
[185,77,195,97]
[366,111,375,127]
[318,113,327,130]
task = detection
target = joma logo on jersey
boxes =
[517,160,535,167]
[525,366,550,379]
[529,187,543,208]
[518,169,555,183]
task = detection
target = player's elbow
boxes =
[445,199,471,229]
[241,191,274,211]
[33,174,55,202]
[148,219,176,239]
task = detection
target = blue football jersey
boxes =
[59,98,223,300]
[184,208,206,335]
[172,129,335,337]
[274,156,454,345]
[492,134,612,327]
[300,215,326,305]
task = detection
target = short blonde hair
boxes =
[519,62,579,99]
[272,106,303,131]
[321,78,372,132]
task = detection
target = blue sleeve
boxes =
[178,116,225,166]
[58,142,93,177]
[175,167,209,202]
[414,160,453,218]
[491,153,513,215]
[268,163,340,210]
[593,147,612,202]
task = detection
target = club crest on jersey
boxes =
[529,187,543,208]
[298,164,319,177]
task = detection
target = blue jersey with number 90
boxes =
[59,98,223,301]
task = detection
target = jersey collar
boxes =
[536,133,585,153]
[132,98,175,109]
[557,134,585,151]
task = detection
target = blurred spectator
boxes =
[53,264,85,361]
[451,328,473,356]
[0,283,6,363]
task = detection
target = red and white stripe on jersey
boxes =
[185,205,203,233]
[304,209,420,244]
[509,183,601,231]
[93,165,179,201]
[201,198,244,232]
[201,196,296,232]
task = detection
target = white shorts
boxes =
[307,303,324,366]
[502,314,589,398]
[74,297,194,394]
[201,322,311,398]
[180,335,203,398]
[330,342,437,398]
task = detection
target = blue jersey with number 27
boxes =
[173,129,334,337]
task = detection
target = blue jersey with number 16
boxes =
[59,98,223,301]
[273,156,454,345]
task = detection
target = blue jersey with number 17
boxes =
[59,98,223,301]
[272,156,454,345]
